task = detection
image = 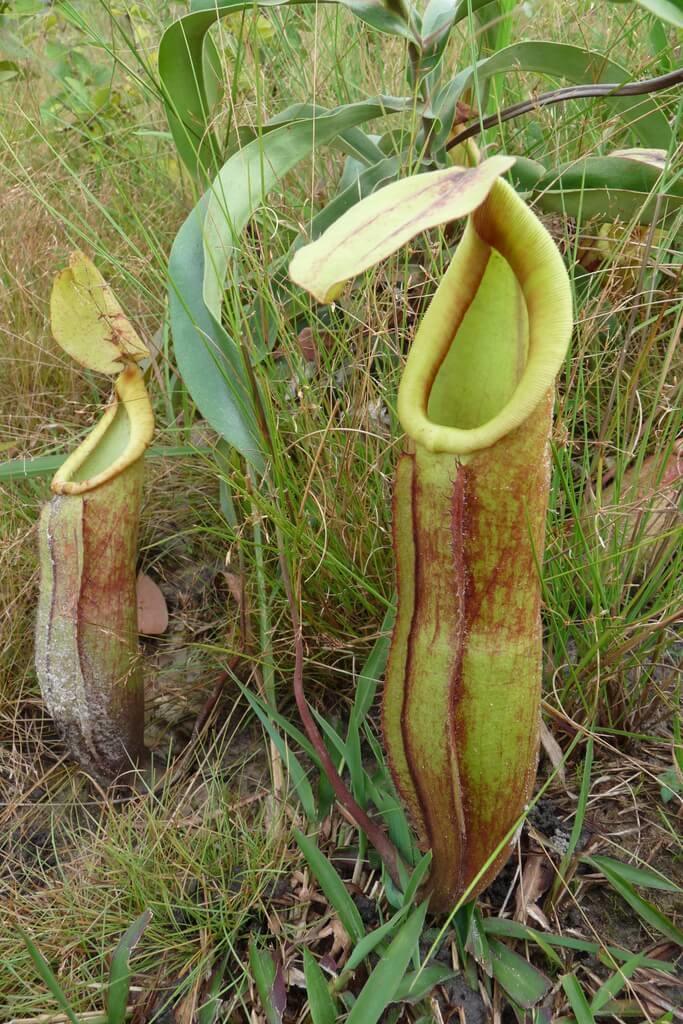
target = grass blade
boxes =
[18,928,80,1024]
[488,938,552,1008]
[303,948,337,1024]
[240,686,318,820]
[107,909,153,1024]
[346,901,429,1024]
[590,953,646,1012]
[345,906,411,973]
[393,964,458,1003]
[249,942,282,1024]
[584,856,683,946]
[586,855,680,893]
[551,737,593,904]
[562,972,595,1024]
[294,830,365,944]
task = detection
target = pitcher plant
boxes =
[35,253,153,782]
[290,152,573,910]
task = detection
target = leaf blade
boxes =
[289,156,515,302]
[294,830,366,943]
[346,902,429,1024]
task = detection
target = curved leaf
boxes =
[168,193,265,470]
[340,0,418,41]
[431,41,672,151]
[530,153,683,224]
[159,0,312,178]
[585,855,683,945]
[613,0,683,28]
[159,0,415,177]
[489,939,552,1008]
[107,910,153,1024]
[289,155,514,301]
[303,949,337,1024]
[170,99,409,467]
[203,98,411,320]
[346,902,429,1024]
[294,830,365,943]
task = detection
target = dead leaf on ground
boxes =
[514,850,554,926]
[136,572,169,635]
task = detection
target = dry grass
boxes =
[0,0,681,1020]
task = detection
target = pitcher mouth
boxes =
[397,178,573,458]
[52,365,154,496]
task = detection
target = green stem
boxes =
[248,464,276,711]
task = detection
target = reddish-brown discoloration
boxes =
[37,460,145,780]
[384,393,554,911]
[77,460,145,770]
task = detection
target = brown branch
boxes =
[446,68,683,150]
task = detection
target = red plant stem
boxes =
[292,626,403,886]
[276,539,404,887]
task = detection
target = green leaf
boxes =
[249,942,282,1024]
[197,954,229,1024]
[551,737,593,904]
[488,939,552,1008]
[237,680,318,762]
[393,964,458,1003]
[346,902,429,1024]
[303,949,337,1024]
[159,1,412,178]
[483,917,678,974]
[420,0,459,76]
[353,604,396,724]
[294,830,365,943]
[107,909,153,1024]
[0,60,20,83]
[168,194,265,472]
[467,906,496,975]
[586,855,680,893]
[453,0,508,22]
[530,154,682,225]
[617,0,683,28]
[290,155,515,302]
[265,103,387,165]
[590,953,646,1012]
[0,446,210,482]
[159,1,291,179]
[584,856,683,946]
[241,690,318,821]
[401,851,433,908]
[168,100,409,469]
[340,0,417,41]
[18,928,80,1024]
[431,41,672,151]
[203,97,411,319]
[345,906,411,972]
[562,973,595,1024]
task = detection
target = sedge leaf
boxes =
[562,973,595,1024]
[346,902,429,1024]
[590,953,646,1012]
[585,857,683,945]
[249,943,281,1024]
[585,855,680,893]
[303,949,337,1024]
[488,939,552,1008]
[18,928,80,1024]
[107,909,153,1024]
[294,831,365,943]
